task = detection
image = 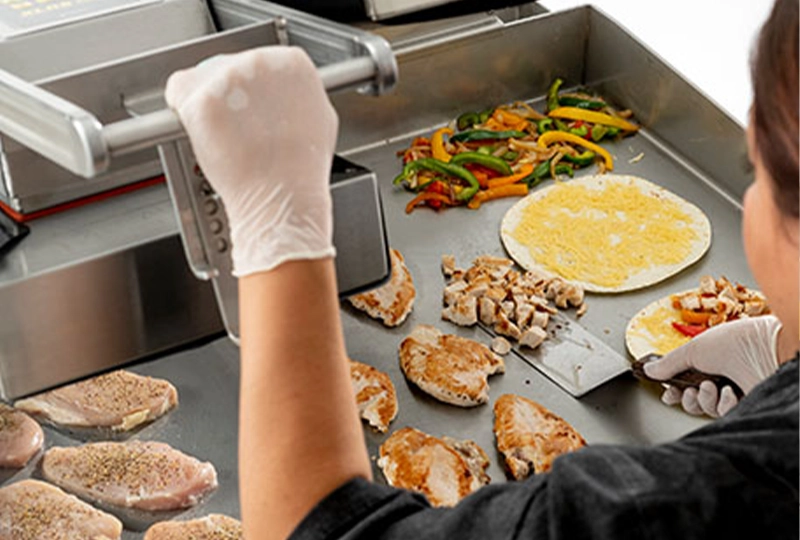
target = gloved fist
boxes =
[644,315,782,417]
[165,46,338,276]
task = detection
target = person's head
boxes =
[744,0,799,357]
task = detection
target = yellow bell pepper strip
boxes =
[405,192,452,214]
[487,164,535,189]
[467,184,529,210]
[548,107,639,132]
[537,131,614,171]
[431,127,454,162]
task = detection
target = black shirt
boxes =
[291,358,799,540]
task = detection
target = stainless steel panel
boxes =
[0,0,214,82]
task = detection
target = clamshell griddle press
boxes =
[0,0,397,398]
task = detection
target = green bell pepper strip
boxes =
[523,160,575,188]
[457,112,480,131]
[502,151,519,162]
[569,125,589,138]
[555,163,574,177]
[450,152,513,176]
[590,124,608,142]
[558,96,606,110]
[606,126,621,138]
[537,118,554,133]
[554,119,570,132]
[450,129,528,143]
[562,151,596,167]
[478,108,494,123]
[393,158,480,202]
[476,145,495,156]
[547,78,564,112]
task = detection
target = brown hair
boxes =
[751,0,799,219]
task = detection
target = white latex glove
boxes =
[644,315,782,417]
[165,47,338,276]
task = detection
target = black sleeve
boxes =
[290,360,799,540]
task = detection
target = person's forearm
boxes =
[238,258,371,540]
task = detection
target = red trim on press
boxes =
[0,176,166,223]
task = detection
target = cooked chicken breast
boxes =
[494,394,586,480]
[42,441,218,511]
[378,427,489,507]
[399,325,504,407]
[16,370,178,432]
[0,479,122,540]
[0,404,43,468]
[350,360,398,433]
[144,514,242,540]
[348,249,416,327]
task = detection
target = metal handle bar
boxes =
[0,55,379,179]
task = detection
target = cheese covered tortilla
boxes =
[501,175,711,293]
[625,291,693,360]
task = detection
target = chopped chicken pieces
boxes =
[491,337,512,356]
[520,327,547,350]
[441,255,585,350]
[671,275,770,334]
[441,255,456,277]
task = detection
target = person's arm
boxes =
[164,47,369,538]
[238,260,370,540]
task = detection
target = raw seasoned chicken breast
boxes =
[378,427,489,507]
[144,514,242,539]
[42,441,217,511]
[350,360,398,433]
[494,394,586,479]
[16,370,178,431]
[0,479,122,539]
[348,249,416,327]
[399,325,504,407]
[0,404,43,468]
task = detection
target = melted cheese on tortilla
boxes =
[630,305,691,356]
[511,181,700,288]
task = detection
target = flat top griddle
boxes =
[0,6,754,538]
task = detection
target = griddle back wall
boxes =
[332,7,749,200]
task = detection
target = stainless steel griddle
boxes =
[0,5,755,539]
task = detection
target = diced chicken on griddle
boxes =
[520,326,548,350]
[0,479,122,540]
[350,360,398,433]
[494,394,586,480]
[348,249,416,327]
[440,255,585,350]
[399,325,504,407]
[0,404,43,468]
[144,514,242,540]
[15,370,178,432]
[42,441,218,511]
[378,427,490,507]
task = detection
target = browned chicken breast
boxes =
[348,249,416,327]
[399,325,504,407]
[0,479,123,539]
[144,514,242,539]
[16,370,178,432]
[378,427,490,507]
[494,394,586,479]
[42,441,218,511]
[0,404,43,468]
[350,360,398,433]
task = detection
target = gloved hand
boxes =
[165,47,338,276]
[644,315,782,417]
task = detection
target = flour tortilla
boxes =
[500,175,712,293]
[625,290,693,360]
